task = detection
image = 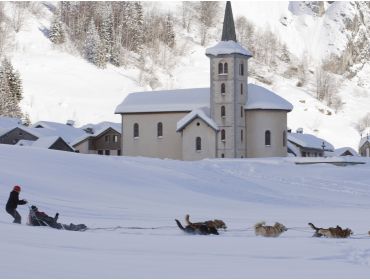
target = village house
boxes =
[115,2,293,160]
[72,122,121,155]
[359,134,370,157]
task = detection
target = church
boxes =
[115,2,293,161]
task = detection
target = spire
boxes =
[221,1,237,42]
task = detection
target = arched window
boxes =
[240,83,243,95]
[221,129,226,141]
[240,106,243,118]
[221,106,226,118]
[224,63,228,74]
[241,129,243,142]
[221,83,226,94]
[157,122,163,137]
[221,153,225,158]
[133,123,139,138]
[265,130,271,146]
[218,62,223,74]
[283,130,287,147]
[239,63,244,76]
[196,137,201,151]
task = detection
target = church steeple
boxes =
[221,1,237,42]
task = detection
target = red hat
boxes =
[13,185,21,192]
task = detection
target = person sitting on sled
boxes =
[28,205,87,231]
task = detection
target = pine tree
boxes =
[164,14,175,48]
[99,2,113,62]
[0,71,22,118]
[0,58,23,101]
[49,11,66,45]
[84,19,106,68]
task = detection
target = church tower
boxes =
[206,1,252,158]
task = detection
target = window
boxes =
[239,63,244,76]
[241,129,243,142]
[240,83,243,95]
[133,123,139,138]
[218,62,223,74]
[196,137,202,151]
[113,135,118,143]
[265,130,271,146]
[221,83,226,94]
[221,153,225,158]
[98,150,103,155]
[241,106,243,118]
[118,149,121,156]
[224,63,228,74]
[157,122,163,137]
[105,150,110,155]
[221,129,226,142]
[221,106,225,118]
[75,150,80,153]
[105,135,110,142]
[283,131,287,147]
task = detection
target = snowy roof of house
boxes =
[246,84,293,111]
[31,121,87,143]
[17,136,73,150]
[0,116,22,129]
[115,84,292,114]
[176,107,218,132]
[288,133,334,151]
[325,147,358,157]
[287,141,301,156]
[115,88,210,114]
[205,41,252,57]
[71,123,121,147]
[359,136,370,149]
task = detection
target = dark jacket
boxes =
[6,191,27,211]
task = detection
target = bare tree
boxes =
[181,2,196,33]
[235,16,255,52]
[355,113,370,135]
[11,2,27,32]
[197,2,220,46]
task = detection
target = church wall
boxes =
[181,118,216,161]
[246,110,288,158]
[121,112,187,160]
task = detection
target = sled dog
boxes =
[175,219,219,235]
[254,221,287,237]
[308,223,352,238]
[185,214,227,230]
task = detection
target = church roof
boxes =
[206,41,252,57]
[176,107,218,132]
[115,84,292,114]
[221,1,237,42]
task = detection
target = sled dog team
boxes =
[176,215,355,238]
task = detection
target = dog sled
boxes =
[28,205,87,232]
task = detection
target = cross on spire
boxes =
[221,1,237,42]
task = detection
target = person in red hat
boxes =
[5,185,28,224]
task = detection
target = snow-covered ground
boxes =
[1,144,370,278]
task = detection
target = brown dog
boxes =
[254,221,287,237]
[185,214,227,230]
[308,223,353,238]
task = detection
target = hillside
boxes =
[1,1,370,150]
[1,145,370,277]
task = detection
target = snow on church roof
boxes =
[176,107,218,132]
[115,84,292,115]
[288,133,334,151]
[115,88,209,114]
[246,84,293,111]
[205,41,252,57]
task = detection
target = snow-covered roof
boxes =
[325,147,358,157]
[287,141,301,156]
[246,84,293,111]
[176,107,218,132]
[0,116,22,128]
[359,136,370,149]
[71,124,121,147]
[115,88,210,114]
[116,84,292,114]
[31,121,87,143]
[17,136,73,150]
[205,40,252,57]
[288,133,334,151]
